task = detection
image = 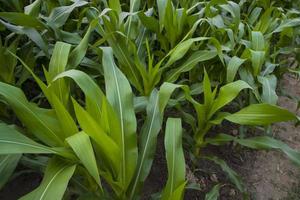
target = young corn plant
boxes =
[0,42,186,199]
[177,70,300,196]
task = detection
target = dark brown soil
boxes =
[0,172,41,200]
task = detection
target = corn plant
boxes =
[173,70,300,196]
[0,43,187,199]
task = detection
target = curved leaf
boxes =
[20,157,76,200]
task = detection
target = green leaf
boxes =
[72,98,121,177]
[128,90,160,198]
[251,31,265,51]
[24,0,42,17]
[0,12,45,29]
[47,0,88,28]
[0,154,21,189]
[207,134,300,166]
[102,47,137,190]
[166,50,217,83]
[225,104,297,125]
[129,82,186,198]
[208,81,251,118]
[53,69,105,123]
[0,123,56,154]
[10,52,78,139]
[235,136,300,166]
[226,56,246,83]
[205,184,221,200]
[0,19,48,54]
[257,75,278,104]
[20,157,76,200]
[66,131,102,188]
[162,118,186,200]
[68,23,94,68]
[0,82,64,146]
[48,42,71,106]
[109,0,121,14]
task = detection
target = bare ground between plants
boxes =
[242,74,300,200]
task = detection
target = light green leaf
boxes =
[53,69,105,123]
[102,47,137,190]
[226,56,246,83]
[47,0,88,28]
[225,104,297,125]
[0,123,56,154]
[72,98,121,176]
[68,23,94,68]
[208,81,251,118]
[24,0,42,17]
[258,75,278,104]
[48,42,71,107]
[162,118,186,200]
[66,131,102,188]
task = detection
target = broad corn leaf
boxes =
[162,118,186,200]
[0,123,56,154]
[0,82,64,146]
[48,42,71,107]
[66,132,102,188]
[102,47,137,190]
[225,104,297,125]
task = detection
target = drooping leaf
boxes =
[0,123,57,154]
[206,134,300,166]
[225,104,297,125]
[0,82,64,146]
[66,131,102,188]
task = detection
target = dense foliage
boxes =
[0,0,299,199]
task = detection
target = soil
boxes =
[242,74,300,200]
[1,75,300,200]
